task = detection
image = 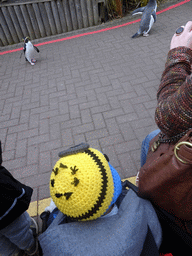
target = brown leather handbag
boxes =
[138,129,192,221]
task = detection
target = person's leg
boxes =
[136,129,160,186]
[0,211,37,256]
[0,232,20,255]
[140,129,160,167]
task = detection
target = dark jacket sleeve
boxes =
[0,166,33,230]
[155,47,192,137]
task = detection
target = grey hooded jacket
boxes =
[39,189,162,256]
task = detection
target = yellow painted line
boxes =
[27,197,51,217]
[27,201,37,216]
[27,176,136,216]
[38,197,52,214]
[123,176,136,185]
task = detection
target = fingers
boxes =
[170,21,192,50]
[184,21,192,33]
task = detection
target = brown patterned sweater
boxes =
[155,47,192,137]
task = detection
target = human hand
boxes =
[170,21,192,50]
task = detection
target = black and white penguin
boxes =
[131,0,157,38]
[23,37,40,65]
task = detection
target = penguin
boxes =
[131,0,157,38]
[23,37,40,65]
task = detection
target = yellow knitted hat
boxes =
[50,145,114,221]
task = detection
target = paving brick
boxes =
[74,134,86,145]
[130,117,154,130]
[79,100,99,110]
[101,144,119,167]
[40,119,49,134]
[0,128,8,147]
[50,123,60,140]
[93,113,106,129]
[115,139,140,154]
[39,184,50,200]
[2,103,13,116]
[99,134,124,147]
[81,109,92,124]
[91,104,110,115]
[103,108,124,119]
[39,151,52,174]
[28,134,50,146]
[73,123,94,135]
[3,157,27,171]
[5,133,17,151]
[118,152,138,178]
[20,110,30,124]
[59,101,69,114]
[61,128,74,147]
[29,114,39,129]
[60,118,81,129]
[2,150,15,162]
[69,104,80,119]
[16,139,27,158]
[85,128,109,141]
[18,128,39,140]
[22,102,40,111]
[40,140,62,153]
[13,164,38,180]
[0,114,10,122]
[27,145,39,165]
[8,123,28,134]
[133,103,151,119]
[22,172,51,188]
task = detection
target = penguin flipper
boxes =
[132,7,145,15]
[152,11,157,23]
[34,46,40,53]
[23,43,26,54]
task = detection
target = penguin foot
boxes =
[143,33,149,37]
[30,58,36,65]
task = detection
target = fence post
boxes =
[74,0,83,29]
[56,0,67,33]
[80,0,89,28]
[44,1,57,35]
[86,0,94,27]
[51,0,62,34]
[1,6,19,43]
[33,3,46,38]
[14,5,29,38]
[27,4,41,39]
[92,0,98,25]
[20,4,35,39]
[8,6,24,41]
[0,8,14,44]
[0,23,8,46]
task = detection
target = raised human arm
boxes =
[155,22,192,137]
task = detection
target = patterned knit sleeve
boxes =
[155,47,192,137]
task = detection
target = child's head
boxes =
[50,143,122,221]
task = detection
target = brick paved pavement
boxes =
[0,0,191,208]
